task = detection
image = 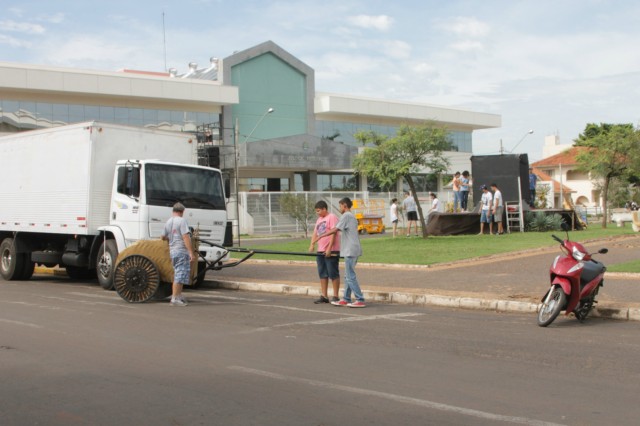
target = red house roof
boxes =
[531,146,589,168]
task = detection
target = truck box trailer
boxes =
[0,122,228,288]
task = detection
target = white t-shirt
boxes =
[481,192,493,211]
[390,203,398,222]
[430,198,439,212]
[493,189,503,208]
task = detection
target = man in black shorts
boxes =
[403,191,419,237]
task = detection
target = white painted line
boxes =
[67,292,121,300]
[192,293,267,302]
[229,366,566,426]
[38,295,135,309]
[252,303,361,316]
[249,312,423,333]
[2,301,62,311]
[0,318,43,329]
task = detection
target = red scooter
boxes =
[537,224,608,327]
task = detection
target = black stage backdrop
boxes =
[471,154,531,206]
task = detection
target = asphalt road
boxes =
[2,277,640,425]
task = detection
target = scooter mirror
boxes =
[560,222,570,231]
[598,248,608,254]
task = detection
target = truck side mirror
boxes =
[117,165,140,199]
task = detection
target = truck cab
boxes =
[98,159,229,286]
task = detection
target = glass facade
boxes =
[0,99,218,132]
[315,120,473,152]
[402,174,438,193]
[317,173,358,191]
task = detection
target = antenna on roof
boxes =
[162,11,167,71]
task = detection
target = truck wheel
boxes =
[96,240,118,290]
[0,238,26,281]
[19,254,35,280]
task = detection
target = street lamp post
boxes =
[233,107,274,246]
[510,129,534,153]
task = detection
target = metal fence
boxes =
[241,191,442,235]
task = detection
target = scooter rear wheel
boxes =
[537,287,566,327]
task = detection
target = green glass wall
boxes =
[231,53,307,143]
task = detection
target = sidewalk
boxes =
[203,234,640,321]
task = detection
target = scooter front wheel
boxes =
[537,287,567,327]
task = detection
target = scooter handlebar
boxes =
[551,234,564,244]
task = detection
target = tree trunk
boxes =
[601,176,610,229]
[405,175,428,238]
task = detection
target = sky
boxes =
[2,0,640,162]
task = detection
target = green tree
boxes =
[280,193,317,238]
[574,123,640,228]
[353,123,451,237]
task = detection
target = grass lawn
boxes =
[233,227,635,265]
[607,259,640,273]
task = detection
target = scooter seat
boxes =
[580,260,604,287]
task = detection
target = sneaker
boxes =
[347,301,366,308]
[330,296,340,303]
[331,299,349,306]
[314,296,330,304]
[170,298,188,307]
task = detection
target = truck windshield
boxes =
[145,164,225,210]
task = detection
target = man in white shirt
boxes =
[491,183,504,235]
[479,185,493,235]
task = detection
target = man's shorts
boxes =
[480,210,492,223]
[493,206,504,222]
[316,252,340,280]
[172,254,192,285]
[407,211,418,221]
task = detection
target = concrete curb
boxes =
[203,279,638,322]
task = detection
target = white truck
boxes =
[0,122,229,288]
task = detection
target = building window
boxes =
[402,174,438,193]
[317,173,357,191]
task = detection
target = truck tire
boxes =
[96,240,118,290]
[19,254,35,280]
[0,238,26,281]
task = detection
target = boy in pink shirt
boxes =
[308,200,341,304]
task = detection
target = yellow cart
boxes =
[356,213,386,234]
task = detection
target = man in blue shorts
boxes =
[161,202,195,306]
[309,200,340,304]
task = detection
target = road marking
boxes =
[2,301,62,311]
[38,295,135,309]
[193,293,267,302]
[67,292,121,300]
[229,366,566,426]
[0,318,43,329]
[248,312,423,333]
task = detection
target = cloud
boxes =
[439,16,490,38]
[450,40,484,52]
[0,34,32,48]
[347,15,394,31]
[381,40,411,59]
[37,13,65,24]
[0,20,45,34]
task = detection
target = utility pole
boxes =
[499,139,504,155]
